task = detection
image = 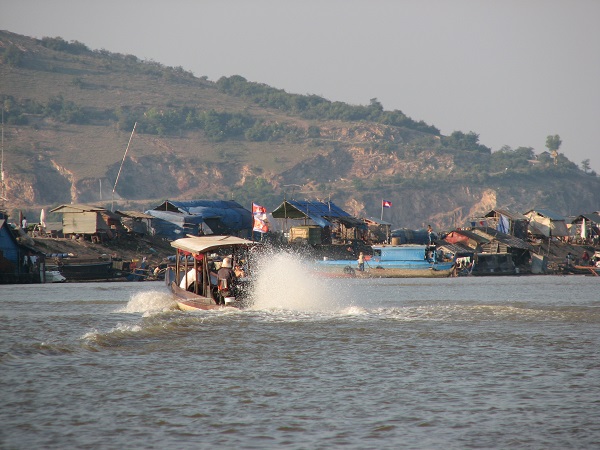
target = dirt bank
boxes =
[28,233,175,269]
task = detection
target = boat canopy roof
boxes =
[170,235,255,254]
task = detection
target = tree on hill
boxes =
[546,134,562,165]
[442,131,491,153]
[2,44,24,67]
[580,159,591,173]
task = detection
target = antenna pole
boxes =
[112,122,137,211]
[1,106,5,204]
[0,106,4,200]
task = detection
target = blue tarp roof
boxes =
[146,200,252,240]
[271,200,366,229]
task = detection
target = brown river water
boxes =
[1,254,599,449]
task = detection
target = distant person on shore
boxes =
[357,252,365,271]
[22,216,28,230]
[427,225,434,245]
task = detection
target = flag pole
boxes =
[381,199,384,221]
[251,202,257,242]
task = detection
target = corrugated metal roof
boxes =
[451,229,491,244]
[471,227,533,250]
[573,212,600,224]
[437,241,473,255]
[116,210,154,219]
[524,209,566,221]
[147,200,252,238]
[484,209,529,221]
[271,200,366,229]
[50,204,106,213]
[364,217,392,226]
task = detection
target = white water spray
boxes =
[116,290,176,315]
[248,250,349,312]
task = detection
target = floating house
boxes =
[146,200,252,240]
[445,226,534,274]
[476,209,530,239]
[524,209,569,238]
[115,210,154,236]
[50,204,124,241]
[0,218,46,283]
[570,212,600,244]
[363,217,392,244]
[271,199,367,244]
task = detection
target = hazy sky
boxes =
[2,0,599,172]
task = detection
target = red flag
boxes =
[252,203,269,233]
[382,200,392,208]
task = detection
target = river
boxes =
[1,255,599,449]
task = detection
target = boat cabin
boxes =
[166,235,256,310]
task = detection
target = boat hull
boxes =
[568,265,600,276]
[49,260,116,281]
[315,261,454,278]
[170,281,236,311]
[357,266,454,278]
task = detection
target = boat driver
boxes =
[216,257,237,302]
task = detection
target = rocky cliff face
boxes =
[3,121,598,230]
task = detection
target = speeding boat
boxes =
[164,235,256,311]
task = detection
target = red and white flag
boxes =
[382,200,392,208]
[252,203,269,233]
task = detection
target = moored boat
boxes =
[44,270,66,283]
[48,258,116,281]
[567,264,600,276]
[315,244,454,278]
[165,235,256,311]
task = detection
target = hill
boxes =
[1,30,598,230]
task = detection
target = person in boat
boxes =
[234,260,246,278]
[217,257,237,302]
[582,250,590,266]
[565,252,574,267]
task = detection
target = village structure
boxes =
[1,199,599,283]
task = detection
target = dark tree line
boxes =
[215,75,440,135]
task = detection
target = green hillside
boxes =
[1,30,598,229]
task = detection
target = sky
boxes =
[2,0,599,172]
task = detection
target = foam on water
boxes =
[248,250,350,312]
[116,290,176,315]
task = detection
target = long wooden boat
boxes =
[356,265,454,278]
[49,258,116,281]
[568,265,600,276]
[315,244,454,278]
[165,235,256,311]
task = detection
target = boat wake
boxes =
[115,290,177,315]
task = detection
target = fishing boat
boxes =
[164,235,256,311]
[315,244,454,278]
